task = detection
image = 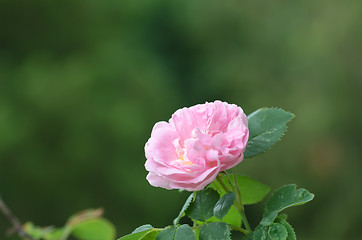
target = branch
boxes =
[0,196,35,240]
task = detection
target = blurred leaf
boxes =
[199,222,230,240]
[43,228,65,240]
[71,218,116,240]
[213,192,236,220]
[268,223,287,240]
[245,108,294,158]
[261,184,314,226]
[173,193,193,225]
[211,175,270,205]
[23,222,56,240]
[186,188,219,222]
[67,208,103,226]
[22,209,117,240]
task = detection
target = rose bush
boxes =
[119,105,313,240]
[144,100,249,191]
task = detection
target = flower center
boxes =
[173,139,193,166]
[176,148,193,166]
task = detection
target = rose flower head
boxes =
[145,101,249,191]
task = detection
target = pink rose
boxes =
[145,101,249,191]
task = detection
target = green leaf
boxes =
[276,214,288,221]
[186,188,219,222]
[221,205,242,226]
[243,232,253,240]
[118,228,161,240]
[261,184,314,226]
[44,228,65,240]
[71,218,116,240]
[237,175,270,205]
[173,193,193,225]
[133,225,154,233]
[275,218,296,240]
[23,222,60,240]
[156,226,176,240]
[268,223,287,240]
[243,225,269,240]
[174,225,196,240]
[211,175,270,205]
[67,208,104,226]
[253,225,269,240]
[245,108,294,158]
[157,225,195,240]
[201,205,241,227]
[245,215,297,240]
[213,192,236,220]
[199,222,231,240]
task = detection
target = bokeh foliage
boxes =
[0,0,361,239]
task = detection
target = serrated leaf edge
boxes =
[276,218,296,240]
[245,107,295,158]
[213,192,236,220]
[261,184,314,226]
[173,194,194,225]
[268,223,288,240]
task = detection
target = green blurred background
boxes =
[0,0,361,239]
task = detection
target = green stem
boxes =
[225,171,234,187]
[232,168,252,232]
[232,168,244,211]
[216,175,231,193]
[191,225,202,230]
[229,225,249,235]
[192,191,197,227]
[239,210,251,232]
